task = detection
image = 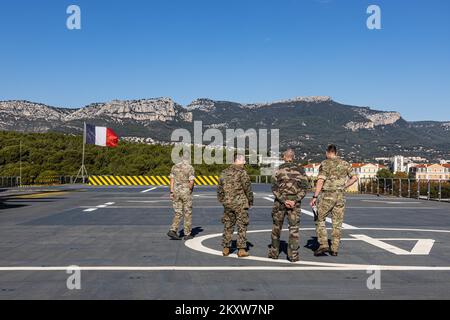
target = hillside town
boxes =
[259,154,450,182]
[303,156,450,181]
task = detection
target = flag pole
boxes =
[82,122,86,183]
[19,140,22,188]
[75,122,88,184]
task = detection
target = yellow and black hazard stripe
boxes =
[88,176,220,186]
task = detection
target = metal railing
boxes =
[0,176,76,188]
[250,175,272,184]
[0,177,21,188]
[2,175,273,187]
[358,178,450,202]
[4,175,446,203]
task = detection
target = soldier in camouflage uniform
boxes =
[168,156,195,241]
[310,145,358,256]
[268,149,309,262]
[217,154,254,258]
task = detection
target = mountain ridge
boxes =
[1,97,449,162]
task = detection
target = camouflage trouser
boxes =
[170,193,193,236]
[268,201,301,260]
[315,191,346,252]
[222,206,249,249]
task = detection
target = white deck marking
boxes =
[346,207,437,210]
[141,187,158,193]
[126,200,171,203]
[80,205,241,209]
[301,209,359,230]
[362,200,422,204]
[3,192,447,273]
[194,194,217,198]
[342,238,434,241]
[349,234,435,255]
[83,202,115,212]
[2,265,450,271]
[184,228,450,271]
[410,239,435,255]
[360,227,450,233]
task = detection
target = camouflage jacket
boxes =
[217,165,254,209]
[318,157,354,192]
[272,161,309,203]
[170,160,195,194]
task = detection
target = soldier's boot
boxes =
[184,235,194,241]
[237,249,249,258]
[288,247,300,263]
[222,247,230,257]
[167,230,181,240]
[267,239,280,259]
[314,246,329,256]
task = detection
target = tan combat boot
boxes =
[268,239,280,259]
[314,246,330,256]
[238,249,249,258]
[222,247,230,257]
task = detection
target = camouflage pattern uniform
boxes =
[269,162,309,261]
[169,160,195,236]
[316,157,354,253]
[217,165,254,249]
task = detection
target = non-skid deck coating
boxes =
[0,185,449,299]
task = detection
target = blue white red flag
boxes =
[86,124,119,147]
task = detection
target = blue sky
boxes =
[0,0,449,121]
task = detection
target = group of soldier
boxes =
[167,144,358,262]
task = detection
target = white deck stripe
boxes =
[126,200,171,203]
[346,207,438,210]
[361,200,423,204]
[1,266,450,271]
[350,234,413,255]
[84,202,115,212]
[141,187,158,193]
[349,235,435,255]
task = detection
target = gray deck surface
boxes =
[0,185,449,300]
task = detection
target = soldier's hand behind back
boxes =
[285,200,295,209]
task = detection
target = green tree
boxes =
[377,168,394,179]
[0,131,261,178]
[394,172,408,179]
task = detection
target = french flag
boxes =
[86,124,119,147]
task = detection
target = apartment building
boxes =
[303,163,384,179]
[352,163,385,179]
[409,164,450,181]
[375,155,428,173]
